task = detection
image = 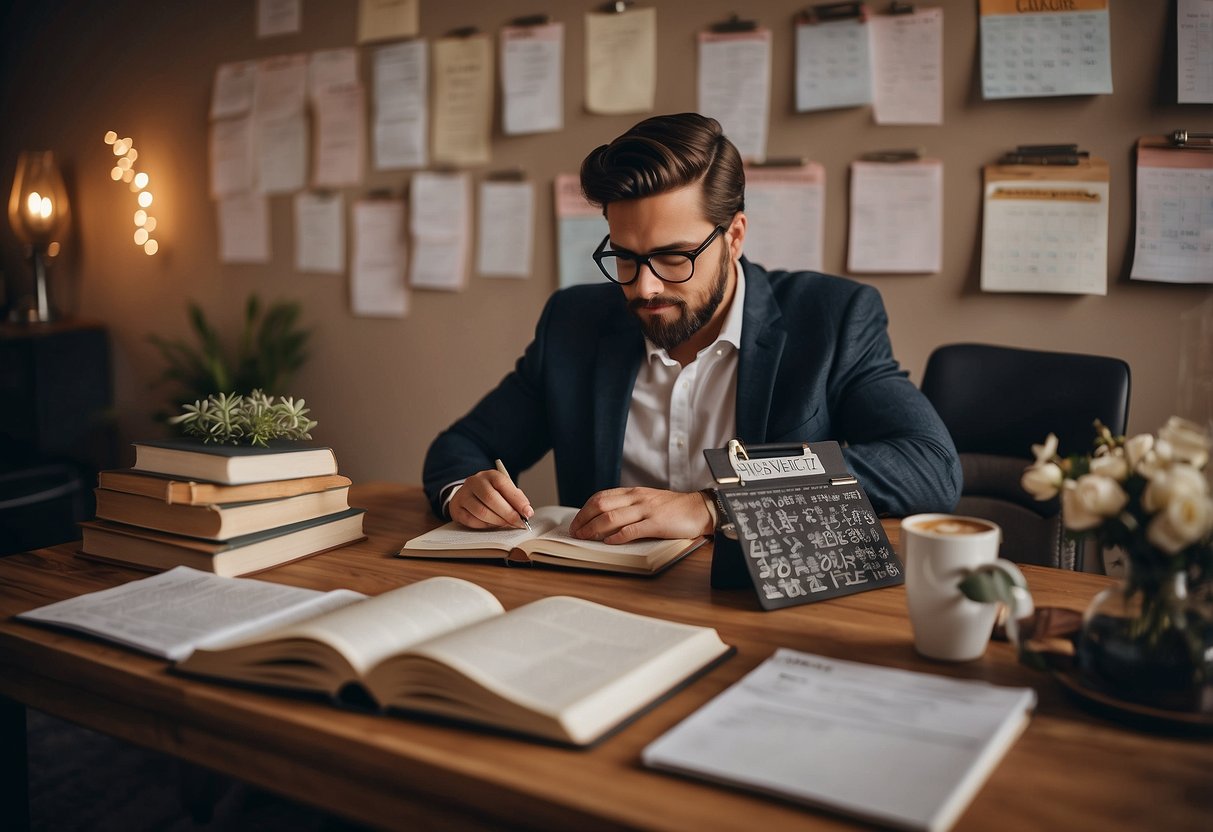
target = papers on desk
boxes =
[870,7,943,125]
[981,157,1110,294]
[847,158,943,274]
[979,0,1113,100]
[697,28,771,162]
[585,7,657,115]
[643,649,1036,832]
[742,163,825,273]
[555,173,609,288]
[1131,141,1213,285]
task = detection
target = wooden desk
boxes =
[1,483,1209,831]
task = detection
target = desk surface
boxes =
[1,483,1209,831]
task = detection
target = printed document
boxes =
[1178,0,1213,103]
[870,7,943,125]
[477,180,534,278]
[980,0,1113,99]
[555,173,609,288]
[697,29,771,162]
[1131,144,1213,285]
[217,192,271,264]
[743,163,825,273]
[357,0,418,44]
[432,34,494,167]
[409,171,471,292]
[795,16,872,112]
[372,39,427,170]
[501,22,563,135]
[585,7,657,115]
[295,191,345,274]
[847,159,943,273]
[352,199,409,317]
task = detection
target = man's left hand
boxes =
[569,487,713,543]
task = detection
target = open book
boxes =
[643,649,1036,832]
[400,506,705,575]
[18,567,731,747]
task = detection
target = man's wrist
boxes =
[698,488,720,536]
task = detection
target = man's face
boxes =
[605,185,737,352]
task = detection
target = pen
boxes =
[494,459,533,531]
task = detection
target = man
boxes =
[424,113,960,542]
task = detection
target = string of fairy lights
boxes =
[104,130,158,255]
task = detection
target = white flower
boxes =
[1061,474,1129,531]
[1031,433,1059,465]
[1124,434,1154,470]
[1021,462,1064,500]
[1157,416,1211,469]
[1089,452,1129,481]
[1146,490,1213,554]
[1142,463,1210,514]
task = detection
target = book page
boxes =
[643,649,1035,832]
[17,566,364,662]
[235,576,505,675]
[402,505,567,551]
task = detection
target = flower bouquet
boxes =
[1021,417,1213,713]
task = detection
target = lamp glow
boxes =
[104,131,162,256]
[133,172,148,189]
[134,209,147,226]
[144,239,158,255]
[121,169,134,183]
[125,148,138,162]
[143,217,157,232]
[134,228,149,245]
[104,131,117,144]
[112,140,129,156]
[26,191,41,214]
[110,166,123,181]
[137,191,152,207]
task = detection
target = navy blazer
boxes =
[424,258,961,517]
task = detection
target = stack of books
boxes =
[81,439,366,577]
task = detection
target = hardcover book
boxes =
[97,469,352,505]
[131,439,339,485]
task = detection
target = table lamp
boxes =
[7,150,70,322]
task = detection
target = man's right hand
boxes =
[446,469,534,530]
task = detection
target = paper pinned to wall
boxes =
[211,61,258,120]
[742,163,826,273]
[1131,142,1213,285]
[309,48,359,99]
[409,171,472,291]
[870,7,943,125]
[257,0,300,38]
[697,29,771,162]
[585,7,657,115]
[555,173,609,288]
[312,83,365,187]
[209,115,255,198]
[254,54,308,193]
[847,159,943,274]
[432,34,494,167]
[981,158,1110,295]
[352,199,409,317]
[1178,0,1213,104]
[979,0,1113,100]
[795,16,872,112]
[501,22,564,135]
[477,180,534,278]
[372,39,428,170]
[294,191,345,274]
[357,0,419,44]
[218,192,271,264]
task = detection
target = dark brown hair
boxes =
[579,113,744,227]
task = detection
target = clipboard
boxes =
[704,441,902,610]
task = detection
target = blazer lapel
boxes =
[736,261,786,442]
[593,324,644,491]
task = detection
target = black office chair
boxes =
[920,343,1131,570]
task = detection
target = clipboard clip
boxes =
[711,14,759,33]
[726,441,824,486]
[999,144,1087,166]
[886,1,914,14]
[860,147,922,162]
[486,168,527,182]
[798,2,867,24]
[444,26,480,38]
[510,14,551,27]
[599,1,633,13]
[1171,130,1213,149]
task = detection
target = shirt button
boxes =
[716,348,724,356]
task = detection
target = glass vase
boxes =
[1077,570,1213,713]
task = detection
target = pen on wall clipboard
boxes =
[494,459,533,531]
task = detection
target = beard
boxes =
[628,245,730,352]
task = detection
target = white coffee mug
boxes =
[901,513,1011,662]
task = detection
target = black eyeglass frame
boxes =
[591,225,726,285]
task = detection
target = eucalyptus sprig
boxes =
[169,390,318,446]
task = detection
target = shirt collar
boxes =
[644,258,746,364]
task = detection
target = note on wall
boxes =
[432,34,494,167]
[1131,143,1213,285]
[501,22,563,136]
[981,158,1110,295]
[869,7,943,125]
[847,159,943,274]
[217,192,270,264]
[312,84,365,187]
[211,61,257,119]
[294,191,344,274]
[253,54,308,194]
[357,0,418,44]
[372,39,427,170]
[1178,0,1213,104]
[352,199,409,317]
[555,173,609,288]
[697,29,771,162]
[477,180,535,278]
[979,0,1113,99]
[795,16,872,112]
[257,0,300,38]
[742,163,826,273]
[209,116,254,197]
[410,171,472,291]
[308,48,359,99]
[585,7,657,115]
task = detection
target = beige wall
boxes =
[2,0,1208,507]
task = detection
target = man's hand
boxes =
[569,487,714,543]
[447,469,534,530]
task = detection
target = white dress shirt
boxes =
[620,262,745,493]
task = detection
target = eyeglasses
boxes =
[592,225,725,285]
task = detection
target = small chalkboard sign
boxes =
[704,440,903,610]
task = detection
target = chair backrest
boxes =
[921,343,1131,459]
[920,343,1131,569]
